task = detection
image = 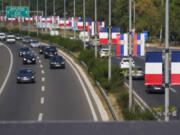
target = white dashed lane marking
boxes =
[40,64,43,68]
[41,77,45,82]
[39,60,42,63]
[41,86,45,92]
[38,113,43,121]
[41,70,45,74]
[41,97,44,104]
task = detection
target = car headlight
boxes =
[31,76,35,78]
[61,62,65,64]
[51,62,55,64]
[17,76,20,79]
[32,58,35,61]
[24,58,27,61]
[45,52,48,54]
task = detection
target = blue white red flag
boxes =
[145,52,162,85]
[99,28,108,44]
[112,27,120,44]
[171,51,180,85]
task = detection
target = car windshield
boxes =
[52,56,63,61]
[133,67,143,70]
[19,69,32,74]
[32,41,39,43]
[25,37,30,40]
[20,48,29,51]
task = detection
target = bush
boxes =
[0,27,9,33]
[10,28,20,34]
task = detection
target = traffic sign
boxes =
[6,6,29,18]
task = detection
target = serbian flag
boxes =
[145,52,162,85]
[112,27,120,44]
[97,21,105,35]
[133,33,145,56]
[171,51,180,85]
[59,18,65,27]
[29,17,34,23]
[99,28,108,44]
[116,33,128,56]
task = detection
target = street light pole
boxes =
[94,0,97,58]
[53,0,55,16]
[165,0,170,122]
[64,0,66,38]
[19,0,21,32]
[45,0,47,31]
[129,0,133,110]
[133,0,135,29]
[37,0,39,36]
[108,0,112,81]
[1,0,3,16]
[73,0,76,39]
[83,0,86,49]
[28,0,30,35]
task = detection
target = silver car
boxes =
[124,66,144,80]
[30,40,40,48]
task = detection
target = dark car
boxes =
[16,34,22,40]
[39,45,47,54]
[49,55,65,69]
[23,52,36,64]
[23,37,31,44]
[145,85,165,94]
[44,46,57,58]
[16,68,35,83]
[19,47,30,57]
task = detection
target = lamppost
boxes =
[28,0,30,35]
[164,0,170,122]
[83,0,86,49]
[108,0,112,81]
[37,0,39,36]
[94,0,97,58]
[73,0,76,39]
[64,0,66,38]
[53,0,55,16]
[128,0,133,110]
[45,0,47,31]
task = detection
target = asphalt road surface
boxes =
[0,41,101,121]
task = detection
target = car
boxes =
[19,47,30,57]
[39,45,47,54]
[124,66,144,80]
[120,57,135,69]
[6,34,16,44]
[23,52,36,64]
[16,68,36,83]
[49,55,65,69]
[15,34,22,40]
[0,32,6,40]
[44,46,57,58]
[23,37,31,44]
[99,48,110,58]
[145,85,165,94]
[30,40,40,48]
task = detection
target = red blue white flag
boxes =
[171,51,180,85]
[133,33,145,56]
[145,52,162,85]
[116,33,128,56]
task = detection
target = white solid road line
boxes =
[41,97,44,104]
[170,88,177,93]
[41,86,45,92]
[38,113,43,121]
[41,77,45,82]
[41,70,45,74]
[39,60,42,63]
[40,64,43,68]
[0,43,13,96]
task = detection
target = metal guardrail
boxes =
[40,39,119,121]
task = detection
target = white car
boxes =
[6,34,16,44]
[99,48,110,58]
[0,32,6,40]
[120,57,135,69]
[30,40,40,48]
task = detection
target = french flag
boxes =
[116,33,128,56]
[145,52,163,85]
[133,33,145,56]
[99,28,108,44]
[77,19,83,30]
[171,51,180,85]
[112,27,120,44]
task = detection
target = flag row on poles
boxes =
[145,51,180,86]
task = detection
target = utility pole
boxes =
[94,0,97,58]
[165,0,170,122]
[53,0,55,16]
[129,0,133,110]
[64,0,66,38]
[133,0,135,29]
[1,0,3,16]
[108,0,112,81]
[37,0,39,36]
[45,0,47,31]
[28,0,30,35]
[73,0,76,39]
[160,0,164,45]
[83,0,86,49]
[19,0,21,32]
[11,0,13,29]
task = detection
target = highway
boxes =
[0,41,102,121]
[111,46,180,120]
